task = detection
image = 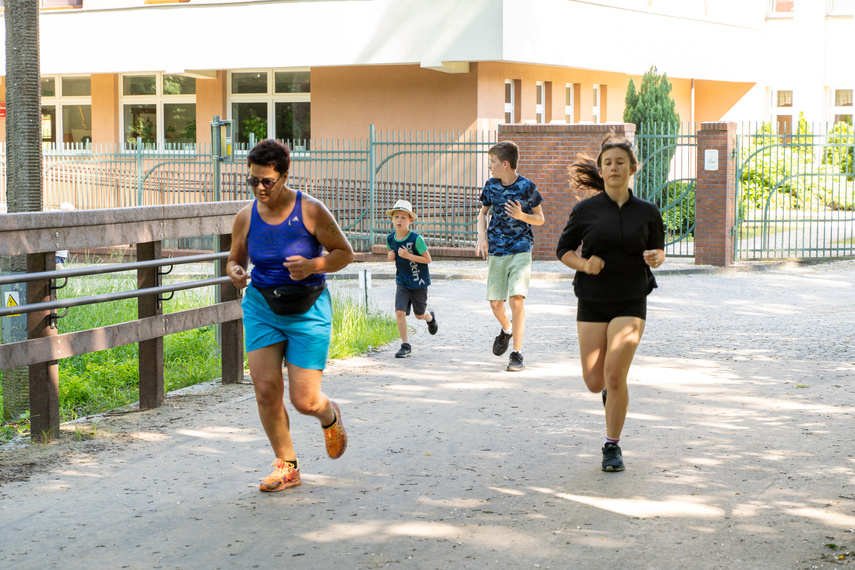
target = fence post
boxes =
[137,241,165,409]
[27,252,60,442]
[368,124,376,246]
[694,122,737,266]
[218,233,244,384]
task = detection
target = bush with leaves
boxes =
[823,121,854,180]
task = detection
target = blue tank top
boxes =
[247,191,325,288]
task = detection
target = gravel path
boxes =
[1,259,854,569]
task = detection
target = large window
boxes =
[535,82,545,124]
[120,73,196,149]
[41,75,91,148]
[229,69,311,149]
[831,88,853,125]
[565,84,577,124]
[828,0,854,16]
[592,84,601,123]
[770,89,794,134]
[768,0,795,16]
[504,80,515,123]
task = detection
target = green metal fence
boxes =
[633,123,697,257]
[0,127,496,253]
[734,122,855,260]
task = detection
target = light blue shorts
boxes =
[242,284,332,370]
[486,251,532,301]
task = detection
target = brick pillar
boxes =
[694,122,737,266]
[498,123,635,260]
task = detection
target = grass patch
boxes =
[1,274,397,442]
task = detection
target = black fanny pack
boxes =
[255,283,326,315]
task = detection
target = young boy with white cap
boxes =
[386,199,438,358]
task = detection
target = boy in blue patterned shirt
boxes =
[475,141,545,371]
[386,199,438,358]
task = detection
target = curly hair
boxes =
[246,139,291,175]
[568,131,638,192]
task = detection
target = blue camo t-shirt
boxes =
[479,175,544,256]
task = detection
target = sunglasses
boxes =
[246,174,283,189]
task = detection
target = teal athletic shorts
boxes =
[242,283,332,370]
[486,251,532,301]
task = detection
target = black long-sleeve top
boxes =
[556,190,665,302]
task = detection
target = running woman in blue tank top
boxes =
[227,140,354,492]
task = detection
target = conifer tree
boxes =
[623,66,680,202]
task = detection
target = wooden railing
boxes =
[0,202,248,441]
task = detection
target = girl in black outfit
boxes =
[556,133,665,472]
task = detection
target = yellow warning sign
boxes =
[4,292,21,317]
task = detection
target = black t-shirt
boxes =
[556,190,665,302]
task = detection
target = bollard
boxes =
[358,269,372,308]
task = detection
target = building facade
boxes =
[0,0,851,148]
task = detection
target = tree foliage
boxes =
[624,66,683,230]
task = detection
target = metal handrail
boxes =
[0,276,232,318]
[0,252,228,286]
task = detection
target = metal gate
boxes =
[204,126,495,252]
[634,124,697,257]
[734,122,855,260]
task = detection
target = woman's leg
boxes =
[248,342,296,461]
[577,321,609,393]
[602,317,645,439]
[287,362,346,458]
[286,363,335,426]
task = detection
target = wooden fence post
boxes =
[27,252,59,442]
[218,233,244,384]
[137,241,165,409]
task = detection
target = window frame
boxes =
[40,74,92,150]
[565,83,576,124]
[829,87,854,126]
[228,68,312,150]
[535,81,545,124]
[504,79,515,124]
[770,88,795,134]
[767,0,795,17]
[827,0,854,16]
[119,71,198,151]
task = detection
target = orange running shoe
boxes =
[260,458,301,492]
[323,401,348,459]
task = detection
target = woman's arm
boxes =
[226,206,252,289]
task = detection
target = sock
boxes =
[604,436,620,447]
[323,416,337,430]
[503,328,512,335]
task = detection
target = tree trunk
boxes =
[3,0,42,421]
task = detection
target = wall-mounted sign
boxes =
[704,149,719,171]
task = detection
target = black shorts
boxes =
[576,297,647,323]
[395,284,428,316]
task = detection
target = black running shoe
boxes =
[395,343,412,358]
[601,442,625,472]
[427,311,438,335]
[492,329,512,356]
[507,351,525,372]
[602,389,607,407]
